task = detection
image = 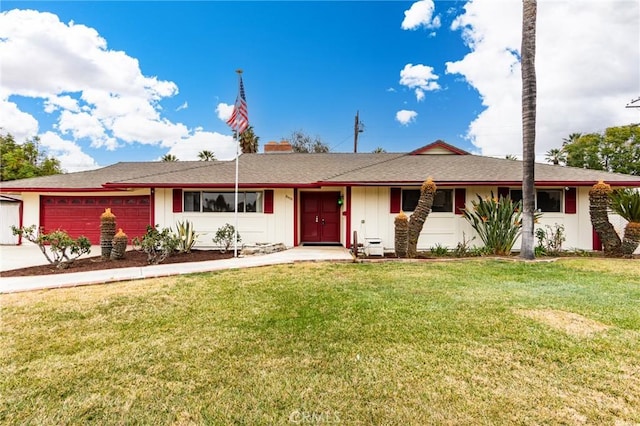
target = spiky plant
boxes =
[100,208,117,260]
[609,188,640,256]
[110,228,128,260]
[407,177,437,258]
[394,211,409,258]
[589,181,622,257]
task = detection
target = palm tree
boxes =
[562,133,582,146]
[161,154,178,162]
[520,0,537,260]
[197,150,216,161]
[505,154,518,160]
[235,125,259,154]
[545,148,566,165]
[372,147,387,153]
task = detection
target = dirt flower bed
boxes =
[0,250,233,277]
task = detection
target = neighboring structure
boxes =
[1,141,639,252]
[0,196,21,244]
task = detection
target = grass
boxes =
[1,259,639,424]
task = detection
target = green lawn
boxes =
[1,259,639,424]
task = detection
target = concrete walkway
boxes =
[0,244,354,294]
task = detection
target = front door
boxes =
[300,192,341,244]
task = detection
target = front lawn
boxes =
[1,259,639,424]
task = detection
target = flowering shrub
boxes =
[462,193,523,255]
[11,225,91,269]
[132,225,180,264]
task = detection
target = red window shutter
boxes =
[264,190,274,214]
[172,189,182,213]
[564,187,577,214]
[497,187,510,200]
[454,188,466,215]
[390,188,401,213]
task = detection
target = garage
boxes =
[40,195,151,244]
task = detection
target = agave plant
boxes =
[609,188,640,256]
[175,220,198,253]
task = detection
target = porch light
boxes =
[338,194,344,206]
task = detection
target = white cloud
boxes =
[402,0,441,30]
[0,9,203,168]
[165,131,237,161]
[396,110,418,126]
[216,102,234,122]
[446,0,640,158]
[39,131,100,172]
[176,101,188,111]
[0,98,39,142]
[399,63,440,101]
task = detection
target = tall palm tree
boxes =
[235,125,259,154]
[161,154,178,162]
[562,132,582,146]
[545,148,566,165]
[197,150,216,161]
[520,0,537,260]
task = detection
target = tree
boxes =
[197,150,216,161]
[560,125,640,175]
[288,130,330,153]
[0,133,63,181]
[161,154,178,162]
[372,147,387,153]
[520,0,537,260]
[505,154,518,160]
[235,125,259,154]
[545,148,566,165]
[407,178,437,258]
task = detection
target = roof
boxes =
[1,150,639,192]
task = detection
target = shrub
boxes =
[212,223,241,253]
[11,225,91,269]
[175,220,198,253]
[462,192,523,256]
[535,223,565,256]
[132,225,180,264]
[453,232,477,257]
[429,243,449,257]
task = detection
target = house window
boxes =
[184,191,263,213]
[509,189,562,212]
[401,189,453,213]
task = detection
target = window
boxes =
[401,189,453,213]
[509,189,562,212]
[184,191,263,213]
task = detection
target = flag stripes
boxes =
[227,74,249,135]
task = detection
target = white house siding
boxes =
[350,185,600,253]
[155,188,295,248]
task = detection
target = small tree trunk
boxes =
[394,212,409,258]
[407,178,437,258]
[621,222,640,257]
[589,181,622,257]
[110,229,128,260]
[100,208,117,260]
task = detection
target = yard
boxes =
[1,259,639,424]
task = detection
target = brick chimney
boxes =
[264,140,293,153]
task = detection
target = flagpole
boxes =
[233,69,242,258]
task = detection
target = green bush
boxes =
[132,225,179,264]
[213,223,241,253]
[11,225,91,269]
[535,223,565,256]
[462,192,523,256]
[609,188,640,222]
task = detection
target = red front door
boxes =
[300,192,341,244]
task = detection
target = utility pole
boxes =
[353,111,364,153]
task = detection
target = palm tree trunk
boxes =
[520,0,537,260]
[407,178,437,258]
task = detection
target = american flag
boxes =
[226,74,249,135]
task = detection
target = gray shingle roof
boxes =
[1,152,639,192]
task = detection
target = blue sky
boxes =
[1,1,638,172]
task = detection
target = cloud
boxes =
[446,0,640,158]
[399,63,440,101]
[176,101,188,111]
[396,110,418,126]
[216,102,234,122]
[39,131,100,172]
[401,0,441,30]
[164,130,237,161]
[0,9,204,171]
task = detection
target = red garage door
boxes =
[40,195,151,244]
